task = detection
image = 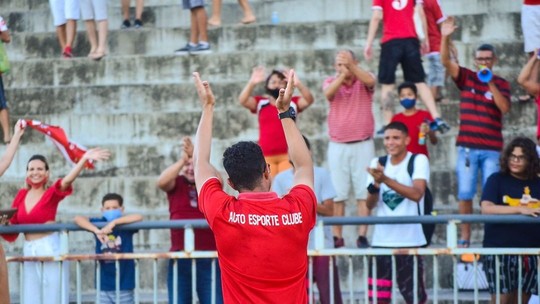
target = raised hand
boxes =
[249,66,266,85]
[13,119,25,137]
[441,16,457,37]
[193,72,215,107]
[83,148,111,162]
[181,136,193,160]
[275,70,296,112]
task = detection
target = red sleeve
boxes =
[52,179,73,199]
[433,0,445,23]
[251,96,263,114]
[372,0,382,8]
[284,185,317,230]
[198,178,231,227]
[454,66,471,91]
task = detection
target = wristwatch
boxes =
[278,106,297,120]
[367,183,380,194]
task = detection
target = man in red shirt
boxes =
[193,70,317,303]
[423,0,447,101]
[364,0,450,134]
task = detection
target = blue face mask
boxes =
[400,98,416,109]
[103,209,122,222]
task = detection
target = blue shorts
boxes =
[0,76,7,110]
[182,0,204,10]
[456,146,500,201]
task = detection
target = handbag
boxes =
[0,41,10,74]
[456,258,489,291]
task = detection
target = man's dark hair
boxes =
[265,70,286,89]
[302,135,311,151]
[102,193,124,206]
[384,121,409,135]
[27,154,49,171]
[476,44,497,57]
[397,81,418,97]
[223,141,267,191]
[500,137,540,180]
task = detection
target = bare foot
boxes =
[208,17,221,27]
[87,50,97,58]
[241,15,256,24]
[90,50,106,61]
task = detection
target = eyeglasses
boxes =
[509,154,526,163]
[475,57,493,62]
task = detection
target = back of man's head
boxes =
[223,141,267,191]
[384,121,409,135]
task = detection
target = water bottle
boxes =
[418,130,426,145]
[271,11,279,25]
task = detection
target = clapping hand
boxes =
[275,70,296,113]
[193,72,215,107]
[181,136,193,161]
[249,66,266,85]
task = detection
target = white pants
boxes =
[49,0,80,26]
[22,233,69,304]
[80,0,108,21]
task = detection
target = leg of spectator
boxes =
[84,20,98,57]
[196,258,222,304]
[190,9,200,45]
[121,0,130,21]
[332,202,345,244]
[0,243,9,304]
[55,25,67,51]
[458,200,472,244]
[313,256,331,304]
[176,259,193,304]
[194,7,209,43]
[95,19,108,58]
[456,147,478,246]
[357,199,369,239]
[381,84,396,125]
[135,0,144,21]
[65,19,77,53]
[237,0,256,24]
[415,82,441,118]
[0,75,11,143]
[208,0,222,27]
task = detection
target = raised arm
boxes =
[276,70,314,189]
[440,17,460,79]
[517,51,540,97]
[238,66,266,112]
[193,72,221,193]
[364,9,382,61]
[157,137,193,192]
[60,148,110,191]
[0,120,25,176]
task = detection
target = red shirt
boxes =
[392,110,433,157]
[423,0,446,53]
[167,176,217,251]
[524,0,540,5]
[252,96,300,156]
[454,67,510,151]
[373,0,422,44]
[198,178,317,304]
[2,179,73,242]
[323,76,375,142]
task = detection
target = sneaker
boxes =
[134,19,143,28]
[190,43,212,55]
[121,19,131,29]
[333,236,344,248]
[357,236,370,248]
[174,43,197,55]
[430,117,451,134]
[62,46,73,58]
[375,126,385,137]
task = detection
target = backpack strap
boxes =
[406,154,425,216]
[378,155,388,168]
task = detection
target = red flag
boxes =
[24,120,95,169]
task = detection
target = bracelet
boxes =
[367,183,380,194]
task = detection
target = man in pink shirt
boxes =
[364,0,450,134]
[323,49,376,248]
[193,70,317,303]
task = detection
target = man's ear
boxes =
[227,178,237,191]
[405,135,411,146]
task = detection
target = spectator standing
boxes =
[272,136,343,304]
[423,0,448,101]
[0,16,11,143]
[391,82,438,157]
[364,0,450,133]
[208,0,256,27]
[441,17,511,247]
[365,122,429,304]
[174,0,211,55]
[121,0,144,28]
[49,0,79,57]
[157,136,223,304]
[74,193,142,304]
[81,0,108,60]
[193,71,317,303]
[517,49,540,145]
[480,137,540,303]
[1,148,110,304]
[239,66,314,177]
[323,49,375,248]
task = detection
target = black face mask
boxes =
[266,88,281,99]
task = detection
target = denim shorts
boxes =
[456,146,500,201]
[426,53,445,87]
[0,76,7,110]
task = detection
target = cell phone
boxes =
[0,208,17,220]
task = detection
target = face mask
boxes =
[400,98,416,109]
[266,88,281,99]
[103,209,122,222]
[26,177,48,189]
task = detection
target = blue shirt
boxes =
[90,217,136,291]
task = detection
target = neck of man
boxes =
[390,150,408,165]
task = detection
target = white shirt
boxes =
[366,152,429,247]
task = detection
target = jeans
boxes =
[456,146,500,201]
[167,258,223,304]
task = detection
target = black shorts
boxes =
[378,38,426,84]
[0,76,7,110]
[482,255,538,295]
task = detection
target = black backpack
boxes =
[378,154,434,247]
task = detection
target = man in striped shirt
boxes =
[323,49,377,248]
[441,17,511,247]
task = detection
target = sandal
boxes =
[457,239,470,248]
